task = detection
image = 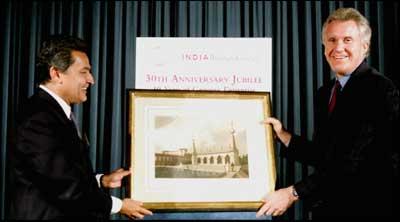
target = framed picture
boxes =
[128,90,276,211]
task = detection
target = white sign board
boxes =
[135,37,272,92]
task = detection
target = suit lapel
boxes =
[339,61,369,96]
[37,88,71,126]
[37,88,89,146]
[326,61,370,117]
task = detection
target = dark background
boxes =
[1,1,398,220]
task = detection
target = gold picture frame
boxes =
[128,90,276,212]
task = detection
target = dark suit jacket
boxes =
[8,88,112,220]
[281,61,399,217]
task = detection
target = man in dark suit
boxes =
[256,8,399,218]
[8,35,152,220]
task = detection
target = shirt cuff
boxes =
[111,196,123,214]
[96,174,122,214]
[95,174,104,187]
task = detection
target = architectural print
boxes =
[155,119,249,178]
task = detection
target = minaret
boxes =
[191,138,197,165]
[230,121,240,165]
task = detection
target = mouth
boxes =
[82,87,89,93]
[332,55,348,61]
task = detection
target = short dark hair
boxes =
[36,35,88,84]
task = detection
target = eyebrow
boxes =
[81,67,92,72]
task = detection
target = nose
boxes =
[334,40,345,52]
[88,73,95,85]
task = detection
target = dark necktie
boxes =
[328,80,341,114]
[70,112,82,139]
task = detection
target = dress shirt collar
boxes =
[39,85,72,120]
[336,74,351,89]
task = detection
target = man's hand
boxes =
[261,117,292,147]
[256,186,298,217]
[101,168,131,188]
[120,198,153,219]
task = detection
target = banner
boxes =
[135,37,272,92]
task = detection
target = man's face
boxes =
[59,51,94,104]
[323,20,369,77]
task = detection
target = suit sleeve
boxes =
[15,112,112,216]
[279,135,325,199]
[280,135,323,166]
[385,81,399,191]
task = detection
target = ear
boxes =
[49,67,62,83]
[362,42,369,55]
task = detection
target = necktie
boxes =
[70,112,82,139]
[328,80,341,114]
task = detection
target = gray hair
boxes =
[322,8,371,56]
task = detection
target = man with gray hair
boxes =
[257,8,398,218]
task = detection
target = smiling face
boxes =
[323,20,369,77]
[58,50,94,104]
